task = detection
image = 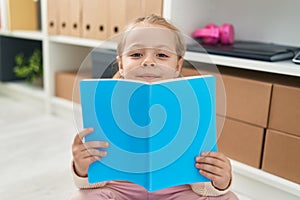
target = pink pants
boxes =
[70,181,238,200]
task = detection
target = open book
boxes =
[80,75,217,192]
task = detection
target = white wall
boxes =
[168,0,300,46]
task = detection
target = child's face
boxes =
[117,25,183,82]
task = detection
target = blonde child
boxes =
[71,15,238,200]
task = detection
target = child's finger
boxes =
[196,163,222,176]
[84,141,109,149]
[200,152,229,163]
[73,128,94,144]
[199,169,221,182]
[84,148,108,158]
[78,128,94,139]
[196,156,223,169]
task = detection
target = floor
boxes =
[0,92,249,200]
[0,93,77,199]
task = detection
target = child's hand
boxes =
[195,152,232,190]
[72,128,109,177]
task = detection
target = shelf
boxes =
[185,51,300,77]
[0,30,44,41]
[48,35,300,77]
[0,81,45,102]
[231,159,300,199]
[49,35,117,50]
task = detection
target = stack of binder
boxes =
[47,0,163,40]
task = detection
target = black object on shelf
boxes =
[0,36,42,82]
[91,48,118,78]
[187,40,300,62]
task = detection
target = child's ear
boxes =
[117,56,124,76]
[175,57,184,77]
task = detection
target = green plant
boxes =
[13,49,43,86]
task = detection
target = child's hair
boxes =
[113,14,186,79]
[117,14,186,57]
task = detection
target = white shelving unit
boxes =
[0,0,299,199]
[0,30,44,41]
[185,51,300,77]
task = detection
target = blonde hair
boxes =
[116,14,186,58]
[113,14,186,79]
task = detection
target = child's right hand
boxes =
[72,128,109,177]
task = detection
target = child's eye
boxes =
[156,53,169,58]
[130,53,143,57]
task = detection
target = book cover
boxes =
[80,75,217,192]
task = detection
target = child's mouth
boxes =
[136,74,161,81]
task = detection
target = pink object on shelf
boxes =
[192,23,235,45]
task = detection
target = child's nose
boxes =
[142,55,156,67]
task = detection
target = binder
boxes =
[82,0,109,40]
[142,0,163,16]
[109,0,143,38]
[70,0,82,37]
[6,0,39,31]
[47,0,58,35]
[126,0,143,22]
[58,0,71,36]
[109,0,127,37]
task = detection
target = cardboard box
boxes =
[55,71,91,103]
[262,129,300,184]
[187,67,273,127]
[221,74,272,127]
[7,0,39,30]
[181,67,201,77]
[268,84,300,137]
[217,116,265,168]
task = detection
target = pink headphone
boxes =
[192,23,235,45]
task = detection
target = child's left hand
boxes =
[195,152,232,190]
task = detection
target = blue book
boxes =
[80,75,217,192]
